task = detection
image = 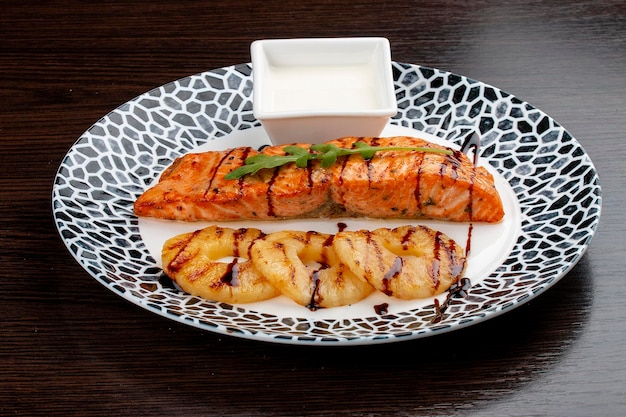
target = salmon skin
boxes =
[133,136,504,223]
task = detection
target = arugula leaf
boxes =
[352,141,378,159]
[283,146,313,168]
[224,153,301,179]
[224,141,453,180]
[310,144,341,167]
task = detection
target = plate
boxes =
[52,62,601,345]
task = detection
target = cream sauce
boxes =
[266,64,380,112]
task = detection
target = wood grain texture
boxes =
[1,1,624,415]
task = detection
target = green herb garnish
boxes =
[224,142,453,180]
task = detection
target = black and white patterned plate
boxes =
[52,62,601,345]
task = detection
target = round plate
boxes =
[52,62,601,345]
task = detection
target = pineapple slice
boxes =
[250,230,374,310]
[333,225,466,300]
[162,226,280,303]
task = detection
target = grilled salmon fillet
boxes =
[134,136,504,223]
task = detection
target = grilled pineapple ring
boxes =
[162,226,280,304]
[333,225,466,299]
[249,230,374,309]
[161,225,466,307]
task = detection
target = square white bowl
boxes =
[251,37,397,145]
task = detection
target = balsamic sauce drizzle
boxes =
[374,303,389,315]
[414,151,425,213]
[366,137,381,186]
[431,231,442,290]
[204,148,241,199]
[460,131,480,167]
[382,257,403,296]
[307,264,327,311]
[430,131,480,322]
[267,169,279,217]
[221,260,240,286]
[306,230,332,311]
[431,277,472,323]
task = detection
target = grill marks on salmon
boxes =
[134,136,504,223]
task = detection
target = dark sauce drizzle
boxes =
[366,137,381,186]
[414,152,425,213]
[266,169,279,217]
[374,303,389,315]
[431,277,472,323]
[431,231,442,290]
[218,228,251,287]
[382,257,403,296]
[237,147,253,182]
[460,131,479,257]
[221,260,240,286]
[232,228,244,258]
[430,132,480,322]
[307,263,327,311]
[460,132,480,166]
[306,160,315,194]
[306,231,333,311]
[400,226,416,250]
[204,148,240,198]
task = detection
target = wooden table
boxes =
[2,1,624,415]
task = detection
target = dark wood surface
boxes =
[2,1,624,415]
